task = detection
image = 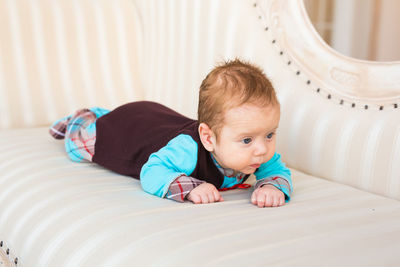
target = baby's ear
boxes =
[198,123,215,152]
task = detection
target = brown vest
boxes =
[92,101,227,188]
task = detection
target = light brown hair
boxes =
[198,59,279,137]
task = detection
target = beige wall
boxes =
[373,0,400,61]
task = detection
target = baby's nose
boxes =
[254,143,268,156]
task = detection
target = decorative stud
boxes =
[0,241,3,247]
[15,258,18,265]
[6,248,9,255]
[395,104,398,108]
[259,11,379,111]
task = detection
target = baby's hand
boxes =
[186,183,224,204]
[251,184,285,208]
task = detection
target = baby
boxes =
[50,59,292,208]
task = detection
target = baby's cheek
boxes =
[225,149,243,164]
[268,142,276,157]
[265,149,276,162]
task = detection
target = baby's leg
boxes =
[50,107,109,162]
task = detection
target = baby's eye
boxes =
[266,132,275,139]
[242,138,252,144]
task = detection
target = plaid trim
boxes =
[49,109,91,139]
[165,175,205,202]
[210,153,247,181]
[50,108,97,162]
[218,183,251,191]
[254,176,293,196]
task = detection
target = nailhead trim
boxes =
[0,240,20,265]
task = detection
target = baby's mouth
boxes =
[250,163,261,169]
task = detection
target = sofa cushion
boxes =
[1,0,399,201]
[1,127,400,266]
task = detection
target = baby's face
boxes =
[212,103,280,174]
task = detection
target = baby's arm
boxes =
[252,153,293,208]
[165,175,204,202]
[186,182,224,204]
[141,134,222,204]
[251,182,286,208]
[141,135,198,198]
[166,175,223,204]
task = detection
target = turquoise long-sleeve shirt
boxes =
[140,134,292,201]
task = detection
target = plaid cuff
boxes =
[49,108,91,139]
[254,176,292,197]
[49,116,71,139]
[165,175,205,202]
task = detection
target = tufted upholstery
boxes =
[0,0,400,266]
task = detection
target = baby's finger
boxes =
[251,190,258,204]
[200,194,209,204]
[279,196,285,206]
[265,194,274,207]
[257,194,266,208]
[213,190,223,202]
[272,196,280,207]
[189,194,201,204]
[207,192,215,203]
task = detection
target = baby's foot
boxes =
[49,109,90,139]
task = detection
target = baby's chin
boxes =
[238,167,257,175]
[221,162,257,175]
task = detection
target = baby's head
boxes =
[198,59,280,174]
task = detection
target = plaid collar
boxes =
[210,153,247,181]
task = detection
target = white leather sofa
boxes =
[1,1,399,266]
